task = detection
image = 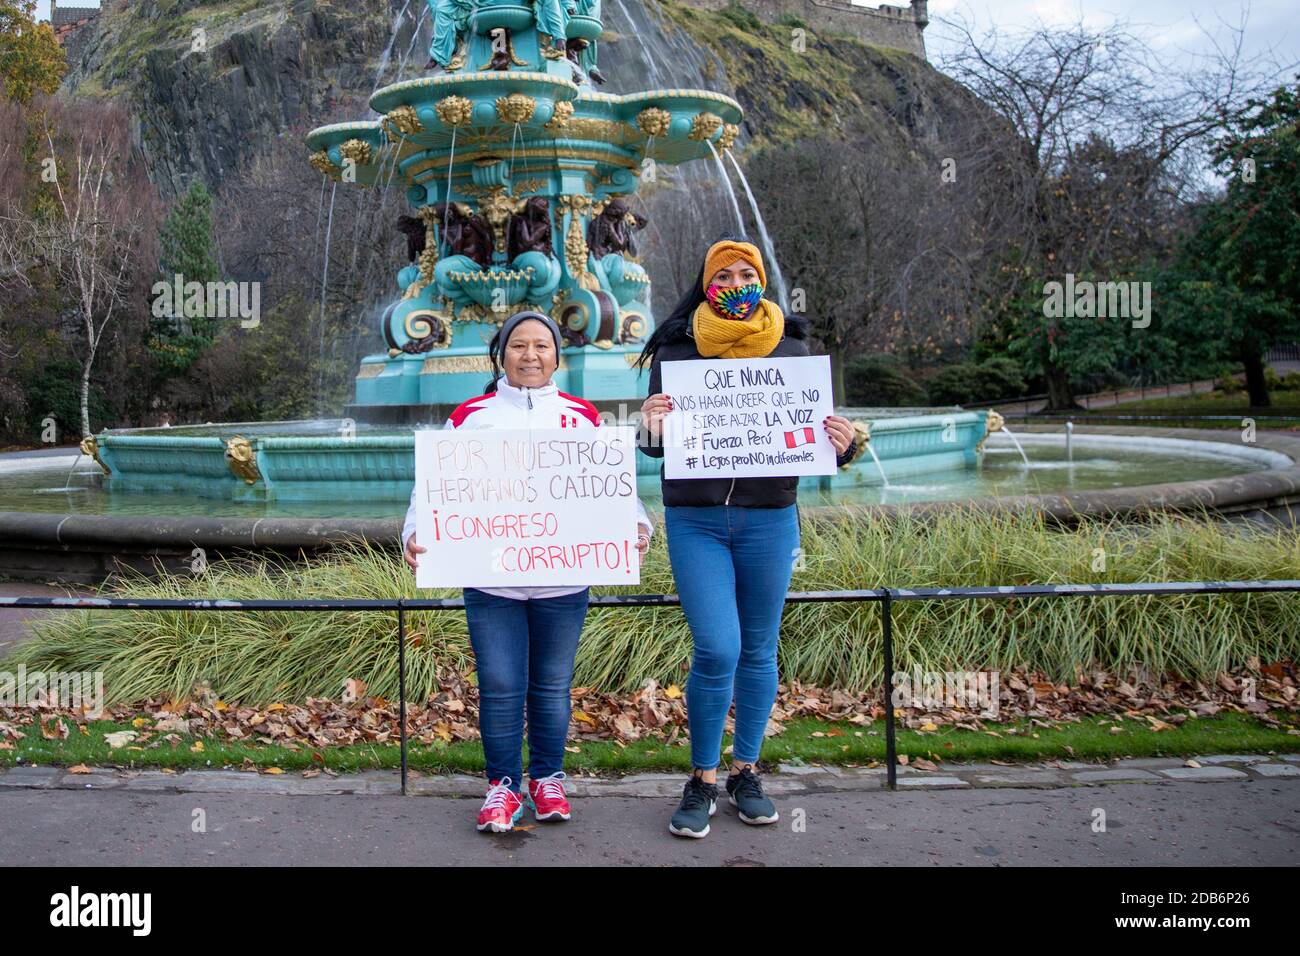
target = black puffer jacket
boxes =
[636,314,858,508]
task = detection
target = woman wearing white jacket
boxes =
[402,310,653,833]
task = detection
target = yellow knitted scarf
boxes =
[691,298,785,359]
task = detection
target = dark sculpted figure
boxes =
[396,215,428,263]
[488,28,515,70]
[506,197,553,259]
[587,198,648,259]
[431,202,494,268]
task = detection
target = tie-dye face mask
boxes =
[705,282,765,320]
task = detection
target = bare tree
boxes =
[0,101,154,438]
[936,10,1289,408]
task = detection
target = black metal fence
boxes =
[5,578,1299,793]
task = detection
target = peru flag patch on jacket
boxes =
[784,427,815,448]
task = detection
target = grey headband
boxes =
[499,310,563,354]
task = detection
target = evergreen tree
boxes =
[151,180,221,374]
[1164,79,1300,407]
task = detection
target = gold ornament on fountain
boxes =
[224,436,262,485]
[446,36,468,71]
[619,310,647,344]
[718,123,740,150]
[338,139,373,167]
[435,95,474,128]
[495,93,536,125]
[309,150,341,177]
[403,206,442,300]
[476,28,529,68]
[404,310,453,348]
[478,187,527,255]
[976,410,1005,453]
[635,107,672,138]
[537,33,566,59]
[688,111,723,142]
[544,100,574,132]
[557,195,600,292]
[837,421,872,470]
[385,104,424,137]
[79,435,110,476]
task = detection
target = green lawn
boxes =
[1095,387,1300,427]
[5,711,1295,775]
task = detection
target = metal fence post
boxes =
[398,601,408,796]
[881,587,897,791]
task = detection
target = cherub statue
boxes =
[396,215,428,262]
[587,198,647,259]
[506,197,554,259]
[429,202,494,268]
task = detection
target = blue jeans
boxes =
[665,504,800,770]
[462,587,590,791]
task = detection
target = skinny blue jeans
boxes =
[665,504,800,770]
[462,587,590,792]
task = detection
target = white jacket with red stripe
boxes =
[401,375,653,600]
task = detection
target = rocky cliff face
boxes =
[63,0,986,311]
[64,0,391,198]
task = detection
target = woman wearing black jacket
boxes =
[637,235,860,838]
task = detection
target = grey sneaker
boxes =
[668,775,718,838]
[726,766,779,824]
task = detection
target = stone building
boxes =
[49,1,102,63]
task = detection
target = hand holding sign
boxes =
[640,392,674,437]
[660,356,838,479]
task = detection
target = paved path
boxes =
[996,380,1221,416]
[4,754,1297,797]
[996,360,1300,416]
[2,779,1295,867]
[2,756,1297,866]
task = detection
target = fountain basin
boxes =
[566,15,603,41]
[305,122,387,186]
[68,409,999,502]
[4,425,1296,583]
[471,2,535,33]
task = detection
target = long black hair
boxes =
[635,230,807,371]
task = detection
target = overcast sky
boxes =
[36,0,96,20]
[34,0,1298,78]
[925,0,1297,75]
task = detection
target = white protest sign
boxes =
[413,426,640,588]
[661,355,837,479]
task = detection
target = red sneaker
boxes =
[527,771,572,822]
[476,778,525,833]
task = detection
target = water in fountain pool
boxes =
[2,434,1276,519]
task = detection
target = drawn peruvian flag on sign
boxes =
[784,427,816,448]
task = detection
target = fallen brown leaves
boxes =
[0,660,1294,753]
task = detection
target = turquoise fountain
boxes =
[77,0,1005,501]
[307,0,743,416]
